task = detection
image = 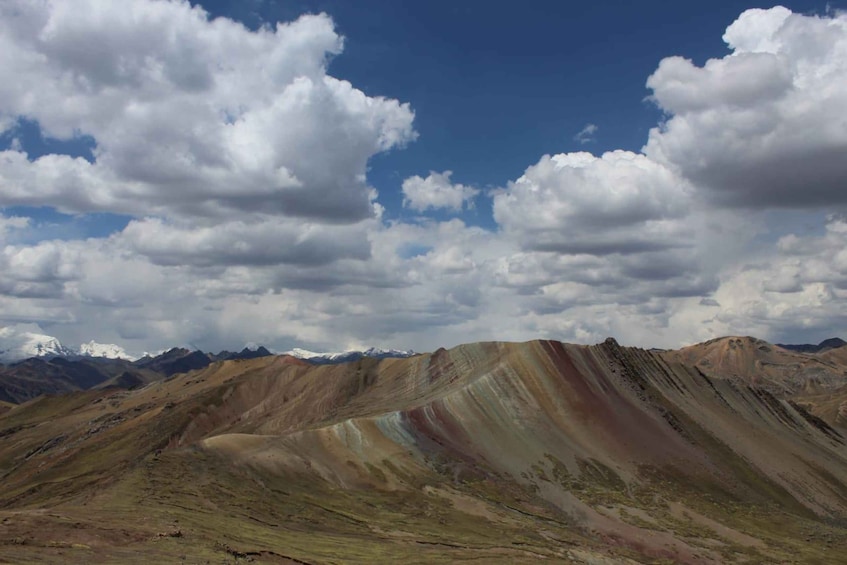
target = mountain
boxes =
[132,347,214,377]
[0,325,412,367]
[0,329,133,362]
[664,335,847,394]
[286,346,415,364]
[214,345,274,362]
[2,337,847,563]
[0,330,74,362]
[132,346,277,376]
[0,357,159,404]
[0,345,277,405]
[78,340,135,360]
[778,337,847,353]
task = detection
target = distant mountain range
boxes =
[284,346,416,364]
[0,345,280,404]
[0,337,416,404]
[777,337,847,353]
[0,328,416,365]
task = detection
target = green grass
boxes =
[67,446,592,563]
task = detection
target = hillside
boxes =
[0,399,14,416]
[2,339,847,563]
[0,357,160,404]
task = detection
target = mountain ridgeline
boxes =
[1,336,847,563]
[0,346,270,404]
[777,337,847,353]
[0,346,419,405]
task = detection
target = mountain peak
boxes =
[222,346,273,361]
[0,330,74,362]
[819,337,847,350]
[78,340,136,361]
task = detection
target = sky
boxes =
[1,0,847,356]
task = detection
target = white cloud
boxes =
[401,171,478,212]
[0,240,82,299]
[0,1,415,225]
[0,215,28,240]
[645,6,847,208]
[2,4,847,356]
[121,216,373,267]
[574,123,598,144]
[493,150,691,255]
[672,214,847,344]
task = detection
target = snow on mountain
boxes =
[285,347,415,364]
[78,340,136,361]
[0,327,74,362]
[0,325,139,363]
[361,347,416,358]
[287,347,333,359]
[0,324,411,366]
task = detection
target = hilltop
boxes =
[664,335,847,394]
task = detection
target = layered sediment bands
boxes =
[203,339,847,518]
[4,339,847,563]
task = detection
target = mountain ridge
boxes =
[2,336,847,562]
[0,324,418,365]
[3,334,847,406]
[0,342,417,405]
[778,337,847,353]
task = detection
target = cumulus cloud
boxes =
[2,3,847,355]
[672,214,847,344]
[401,171,478,212]
[645,6,847,208]
[493,150,691,254]
[0,240,82,299]
[0,0,415,225]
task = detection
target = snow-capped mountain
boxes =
[78,340,136,361]
[285,347,415,364]
[0,324,413,366]
[0,329,75,362]
[0,325,139,363]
